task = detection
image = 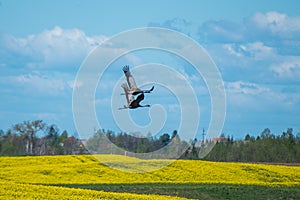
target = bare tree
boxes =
[13,120,45,155]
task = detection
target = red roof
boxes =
[213,137,228,143]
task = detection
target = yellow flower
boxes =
[0,154,299,199]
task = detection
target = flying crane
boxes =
[119,65,154,110]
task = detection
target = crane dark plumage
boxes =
[128,93,150,109]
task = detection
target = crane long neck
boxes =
[140,104,150,107]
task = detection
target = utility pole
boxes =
[202,128,206,146]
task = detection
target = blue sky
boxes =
[0,0,300,140]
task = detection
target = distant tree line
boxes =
[202,128,300,163]
[85,129,189,158]
[0,120,299,163]
[84,128,300,162]
[0,120,86,155]
[86,129,182,153]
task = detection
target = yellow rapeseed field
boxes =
[0,154,299,199]
[0,180,187,200]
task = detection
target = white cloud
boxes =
[148,18,193,36]
[270,57,300,81]
[199,20,244,43]
[68,80,83,89]
[246,12,300,39]
[167,103,180,113]
[177,67,199,82]
[147,12,300,91]
[246,42,276,59]
[198,11,300,44]
[1,72,72,96]
[95,97,111,107]
[225,80,300,113]
[226,81,270,95]
[248,12,287,30]
[223,44,244,57]
[0,26,107,69]
[223,42,276,60]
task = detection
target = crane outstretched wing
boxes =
[122,65,139,91]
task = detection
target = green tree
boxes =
[159,133,170,147]
[0,130,15,154]
[44,125,64,155]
